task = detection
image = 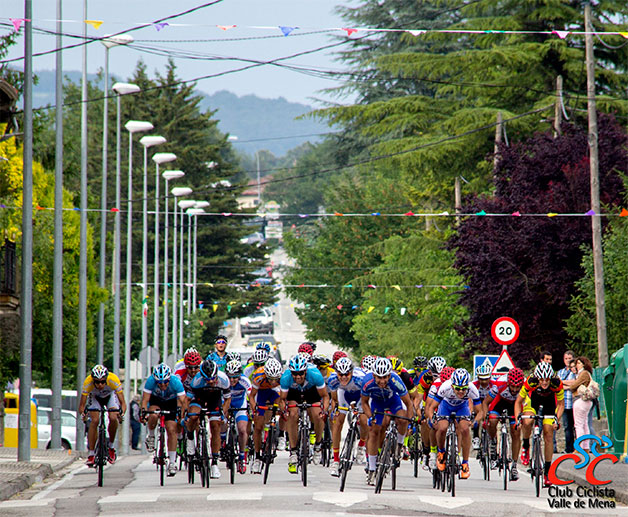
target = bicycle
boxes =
[187,408,217,488]
[408,416,423,478]
[225,408,240,485]
[289,401,321,487]
[478,417,491,481]
[258,404,280,484]
[438,412,460,498]
[492,410,512,491]
[320,417,333,468]
[519,405,554,498]
[373,412,413,494]
[89,407,120,487]
[143,409,177,486]
[337,404,360,492]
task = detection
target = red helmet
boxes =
[298,343,314,356]
[332,351,347,365]
[440,366,456,382]
[184,350,202,367]
[507,367,525,387]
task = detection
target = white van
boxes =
[31,388,79,412]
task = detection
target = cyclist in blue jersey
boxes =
[140,363,188,476]
[280,354,329,473]
[206,334,229,372]
[360,357,413,485]
[225,359,252,474]
[186,359,231,479]
[328,357,368,476]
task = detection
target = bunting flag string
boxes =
[2,18,627,38]
[122,281,468,290]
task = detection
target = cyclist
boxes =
[78,365,126,467]
[297,342,314,359]
[174,349,202,392]
[225,359,252,474]
[482,367,525,481]
[140,363,187,477]
[428,368,481,480]
[280,354,330,473]
[471,363,496,451]
[388,356,418,459]
[186,359,231,479]
[360,355,377,373]
[174,346,199,371]
[514,362,564,488]
[332,350,348,368]
[328,357,368,476]
[206,335,230,372]
[419,358,448,469]
[313,354,334,387]
[243,348,270,379]
[407,356,428,386]
[249,357,283,474]
[360,357,413,486]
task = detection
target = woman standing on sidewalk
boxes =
[563,357,594,452]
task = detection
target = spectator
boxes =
[130,395,141,450]
[564,356,594,453]
[556,350,576,453]
[540,351,553,364]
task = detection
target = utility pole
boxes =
[584,3,608,367]
[454,176,462,226]
[553,75,563,138]
[493,112,503,174]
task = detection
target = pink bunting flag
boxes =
[336,304,343,310]
[217,25,236,31]
[406,30,426,37]
[552,30,569,39]
[154,22,169,31]
[9,18,29,32]
[342,28,357,36]
[367,284,376,289]
[221,212,232,216]
[512,211,521,216]
[404,211,415,216]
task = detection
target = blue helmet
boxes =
[451,368,470,388]
[153,363,171,383]
[288,354,308,373]
[256,342,271,353]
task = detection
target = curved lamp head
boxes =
[139,135,166,148]
[112,82,140,95]
[153,153,177,165]
[171,187,193,197]
[102,34,134,49]
[178,200,197,210]
[125,120,153,134]
[163,170,184,181]
[194,201,210,209]
[187,208,206,216]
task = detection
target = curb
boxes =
[0,452,78,502]
[556,461,628,506]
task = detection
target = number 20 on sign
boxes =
[491,317,520,346]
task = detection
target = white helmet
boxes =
[225,360,243,377]
[373,357,393,377]
[252,348,269,364]
[264,358,283,379]
[334,357,354,375]
[476,363,492,379]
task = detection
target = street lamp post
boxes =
[192,201,209,313]
[171,187,193,362]
[97,34,134,365]
[162,171,184,362]
[178,199,197,352]
[139,136,166,357]
[111,82,140,375]
[123,120,153,455]
[152,154,176,360]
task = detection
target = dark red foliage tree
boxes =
[449,114,627,369]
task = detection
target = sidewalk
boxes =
[0,448,78,501]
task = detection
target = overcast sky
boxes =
[3,0,354,106]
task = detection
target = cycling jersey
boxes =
[243,361,261,380]
[360,372,408,401]
[230,375,252,406]
[472,378,495,400]
[416,370,436,401]
[279,367,325,393]
[82,373,123,398]
[519,375,564,413]
[328,367,366,394]
[143,375,186,401]
[251,367,280,391]
[430,379,481,408]
[398,369,417,393]
[174,366,194,392]
[206,351,229,372]
[187,371,231,400]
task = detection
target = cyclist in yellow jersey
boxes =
[78,365,126,467]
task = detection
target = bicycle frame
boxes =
[258,404,280,484]
[143,409,176,486]
[519,405,555,498]
[337,404,360,492]
[93,407,120,487]
[288,402,321,487]
[373,412,412,494]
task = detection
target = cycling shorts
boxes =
[87,393,120,412]
[287,386,321,406]
[337,390,362,414]
[231,397,249,423]
[370,395,404,426]
[521,397,557,426]
[148,395,178,421]
[189,397,222,422]
[255,389,280,415]
[489,398,517,424]
[436,399,471,420]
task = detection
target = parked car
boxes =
[246,335,278,348]
[240,307,274,337]
[37,407,77,450]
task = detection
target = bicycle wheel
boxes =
[339,427,355,492]
[200,429,210,488]
[262,427,276,485]
[159,426,165,486]
[441,436,448,493]
[374,435,392,494]
[321,420,332,467]
[501,430,509,491]
[300,425,309,487]
[432,466,440,489]
[533,436,542,497]
[227,425,237,485]
[96,424,106,487]
[448,428,457,498]
[411,429,420,478]
[188,453,195,484]
[480,430,490,481]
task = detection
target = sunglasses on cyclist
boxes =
[228,375,240,380]
[216,340,227,345]
[292,371,306,377]
[93,380,106,385]
[186,365,200,370]
[453,386,468,392]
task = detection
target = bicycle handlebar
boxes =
[373,411,414,422]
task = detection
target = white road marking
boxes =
[206,491,263,501]
[313,491,368,508]
[98,493,160,504]
[418,495,474,509]
[31,464,87,501]
[0,500,53,508]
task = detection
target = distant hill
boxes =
[32,70,327,156]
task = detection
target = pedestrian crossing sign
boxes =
[472,355,499,380]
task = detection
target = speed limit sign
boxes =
[491,317,519,346]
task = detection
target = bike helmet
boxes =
[184,349,202,367]
[334,357,354,375]
[303,341,317,351]
[153,363,172,383]
[225,351,241,363]
[427,356,446,375]
[297,343,314,356]
[534,362,554,379]
[225,360,243,377]
[200,359,218,380]
[451,368,470,388]
[440,366,456,382]
[288,354,309,373]
[183,346,199,357]
[507,367,525,387]
[255,342,271,353]
[214,334,228,344]
[312,354,331,368]
[332,350,348,365]
[252,348,270,365]
[361,355,377,372]
[476,363,492,380]
[373,357,393,377]
[264,358,283,379]
[388,356,404,373]
[92,364,108,380]
[413,356,428,370]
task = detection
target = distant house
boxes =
[237,174,274,209]
[0,79,19,137]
